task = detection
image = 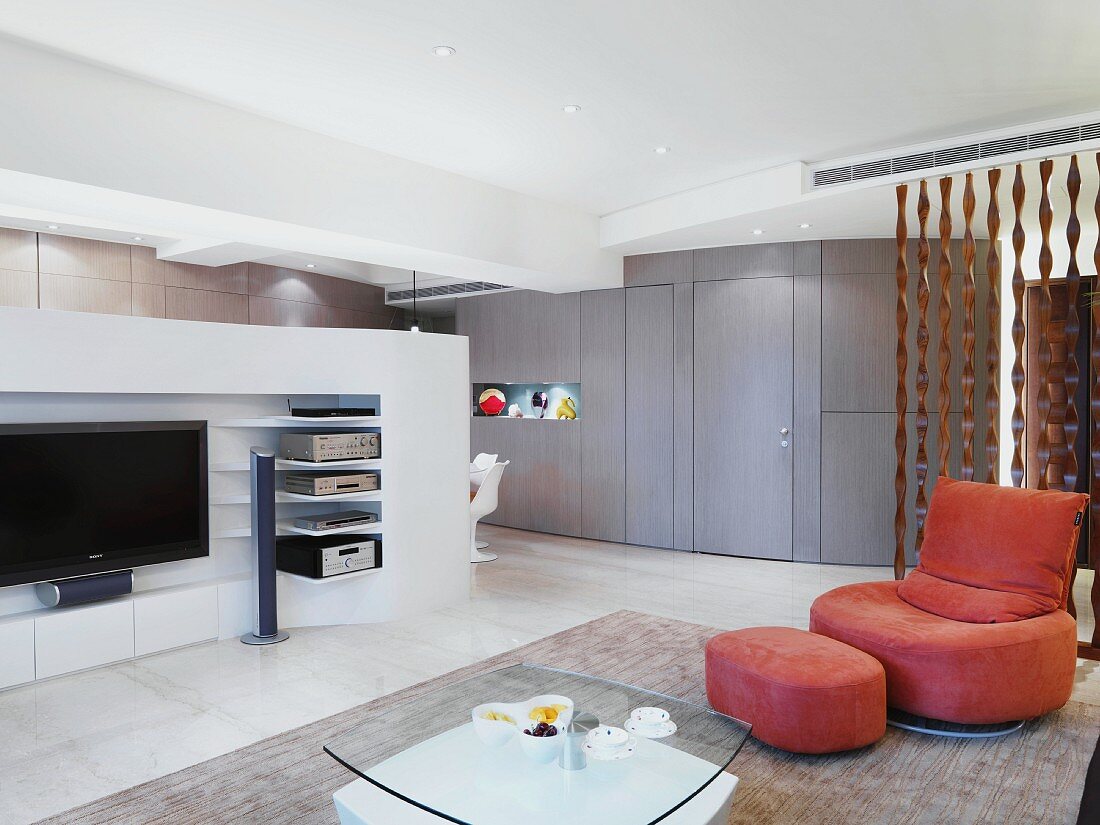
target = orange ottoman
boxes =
[705,626,886,754]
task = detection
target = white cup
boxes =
[631,707,670,727]
[586,725,629,751]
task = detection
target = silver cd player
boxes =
[293,509,379,531]
[284,472,379,496]
[279,432,381,462]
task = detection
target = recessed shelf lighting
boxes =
[46,224,59,230]
[132,236,144,241]
[562,104,581,114]
[654,146,671,154]
[432,45,456,57]
[752,229,765,235]
[305,263,316,268]
[798,223,811,229]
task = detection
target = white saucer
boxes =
[583,735,638,761]
[625,718,677,739]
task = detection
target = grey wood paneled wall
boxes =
[625,285,675,548]
[458,289,585,538]
[0,228,400,329]
[580,289,626,542]
[458,238,984,566]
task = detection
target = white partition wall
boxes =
[0,307,470,688]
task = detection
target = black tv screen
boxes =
[0,422,208,588]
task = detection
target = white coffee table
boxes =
[325,664,749,825]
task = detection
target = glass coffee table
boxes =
[324,664,751,825]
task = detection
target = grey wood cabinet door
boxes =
[693,278,794,560]
[626,285,675,548]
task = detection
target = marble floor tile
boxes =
[1,525,1097,823]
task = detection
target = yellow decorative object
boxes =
[555,397,577,420]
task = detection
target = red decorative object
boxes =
[478,388,506,416]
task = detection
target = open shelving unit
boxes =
[209,410,383,583]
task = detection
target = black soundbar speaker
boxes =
[241,447,288,645]
[35,569,134,608]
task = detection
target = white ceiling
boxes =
[1,0,1098,218]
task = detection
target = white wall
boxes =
[0,307,470,626]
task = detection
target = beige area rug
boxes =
[39,610,1099,825]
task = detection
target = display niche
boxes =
[472,382,581,420]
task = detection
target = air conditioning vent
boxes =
[386,280,514,305]
[810,117,1100,187]
[812,167,852,186]
[1029,126,1080,149]
[980,135,1028,157]
[851,159,892,180]
[891,152,935,174]
[934,143,979,167]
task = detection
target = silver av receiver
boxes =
[284,472,379,496]
[276,535,382,578]
[280,432,381,462]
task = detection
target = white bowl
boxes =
[471,703,519,747]
[518,728,565,763]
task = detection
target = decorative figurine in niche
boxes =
[531,391,549,419]
[556,397,577,420]
[478,388,507,416]
[507,403,524,418]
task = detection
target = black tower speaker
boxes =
[241,447,288,645]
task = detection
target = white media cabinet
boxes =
[0,308,471,691]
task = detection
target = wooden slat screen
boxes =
[984,168,1001,484]
[938,177,954,477]
[961,172,977,481]
[894,184,909,580]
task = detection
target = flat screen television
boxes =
[0,421,208,588]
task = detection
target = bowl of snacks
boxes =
[471,694,573,753]
[472,704,519,746]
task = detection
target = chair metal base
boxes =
[886,708,1024,739]
[471,550,498,563]
[475,540,490,549]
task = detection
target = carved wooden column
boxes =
[1063,156,1082,493]
[915,181,932,550]
[961,172,976,481]
[1010,165,1026,487]
[1036,160,1054,489]
[894,184,908,580]
[1092,151,1100,650]
[938,177,953,478]
[984,168,1001,485]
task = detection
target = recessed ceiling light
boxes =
[562,104,581,114]
[752,229,764,235]
[798,223,811,229]
[654,146,671,154]
[132,236,143,241]
[46,224,59,230]
[432,45,455,57]
[305,263,316,268]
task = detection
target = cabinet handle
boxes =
[779,427,789,435]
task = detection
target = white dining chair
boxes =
[470,461,508,563]
[470,453,499,548]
